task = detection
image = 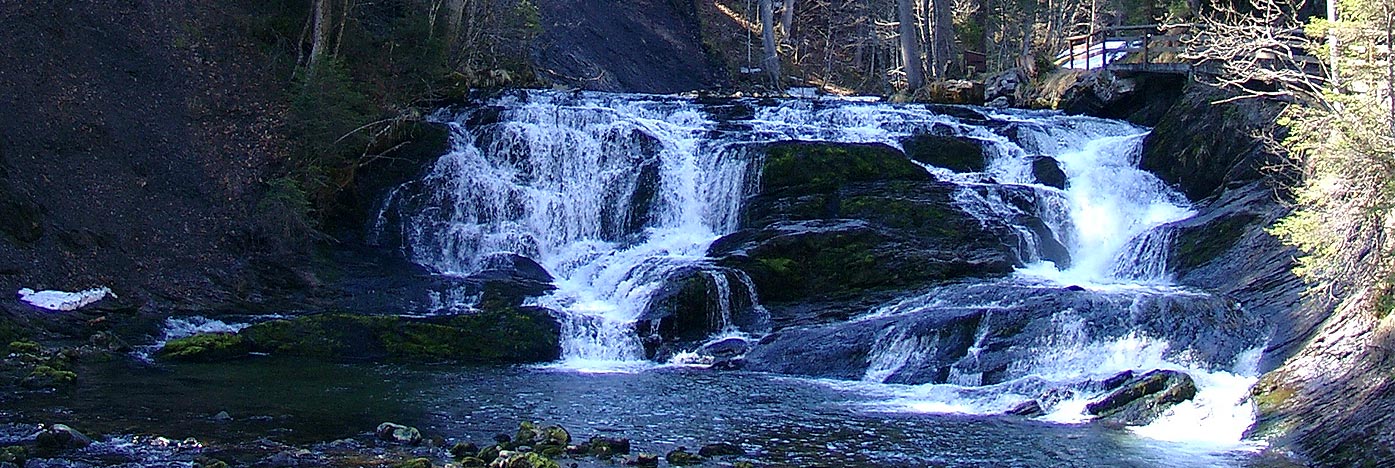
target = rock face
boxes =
[634,265,765,360]
[532,0,726,93]
[1086,370,1197,426]
[1140,82,1285,201]
[710,141,1029,327]
[744,282,1267,384]
[900,134,988,173]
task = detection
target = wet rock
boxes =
[1031,156,1067,189]
[20,365,76,389]
[697,442,744,457]
[513,422,569,449]
[375,422,423,445]
[452,442,480,459]
[588,436,630,458]
[1087,370,1197,426]
[1100,370,1135,391]
[627,453,659,467]
[701,337,750,358]
[458,457,488,468]
[635,266,764,360]
[156,333,250,362]
[489,451,559,468]
[395,458,433,468]
[479,444,503,463]
[901,133,987,173]
[712,141,1025,327]
[7,340,40,355]
[33,424,92,451]
[1007,400,1044,417]
[212,411,233,421]
[1,446,27,466]
[665,448,704,465]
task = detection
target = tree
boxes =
[761,0,783,88]
[897,0,926,88]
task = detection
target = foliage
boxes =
[1260,0,1395,294]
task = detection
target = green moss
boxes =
[901,134,986,173]
[840,196,954,235]
[762,142,927,194]
[7,339,41,355]
[1174,214,1257,270]
[157,333,251,362]
[21,365,76,389]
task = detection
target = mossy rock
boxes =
[7,339,41,356]
[760,141,928,196]
[393,458,432,468]
[241,309,560,363]
[1172,214,1257,271]
[900,133,987,173]
[20,365,76,389]
[1,445,26,466]
[156,333,251,363]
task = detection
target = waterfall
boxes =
[386,91,1197,369]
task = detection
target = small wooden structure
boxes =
[1057,24,1194,74]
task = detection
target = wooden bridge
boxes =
[1056,23,1325,76]
[1057,24,1195,74]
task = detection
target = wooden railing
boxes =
[1057,24,1194,73]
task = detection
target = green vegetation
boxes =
[157,333,251,363]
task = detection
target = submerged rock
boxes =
[665,447,704,465]
[33,424,92,451]
[697,442,745,457]
[1087,370,1197,426]
[375,422,423,445]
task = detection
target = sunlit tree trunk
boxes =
[308,0,333,75]
[781,0,796,41]
[898,0,925,88]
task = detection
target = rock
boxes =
[700,337,750,358]
[588,436,630,458]
[458,457,488,468]
[1099,370,1135,390]
[901,133,987,173]
[985,96,1011,108]
[7,339,40,355]
[1,446,27,466]
[1087,370,1198,426]
[156,333,251,362]
[1031,156,1068,189]
[1139,82,1281,201]
[488,451,559,468]
[627,453,660,467]
[1007,400,1044,417]
[984,68,1028,107]
[635,266,764,360]
[711,357,745,370]
[665,448,704,466]
[33,424,92,451]
[452,442,480,459]
[512,422,569,449]
[20,365,76,389]
[212,411,233,421]
[479,444,502,463]
[697,442,744,457]
[220,310,561,364]
[375,422,423,445]
[395,458,432,468]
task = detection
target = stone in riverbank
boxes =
[33,424,92,451]
[375,422,423,445]
[1087,370,1197,426]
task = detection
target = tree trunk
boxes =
[897,0,925,89]
[928,0,958,78]
[781,0,796,41]
[760,0,783,88]
[447,0,466,48]
[308,0,333,75]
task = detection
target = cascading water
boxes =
[383,90,1262,454]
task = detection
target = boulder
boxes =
[628,453,660,467]
[20,365,76,389]
[900,133,987,173]
[33,424,92,451]
[375,422,423,445]
[488,451,558,468]
[1007,400,1044,417]
[156,333,250,363]
[665,448,704,465]
[588,436,631,458]
[451,442,480,459]
[635,266,764,359]
[1031,156,1068,189]
[1086,370,1197,426]
[984,68,1028,107]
